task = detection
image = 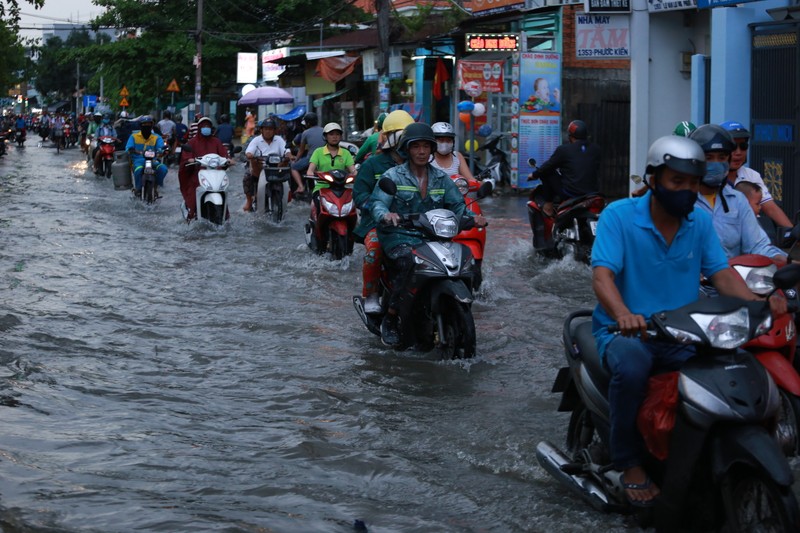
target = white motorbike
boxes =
[183,149,238,225]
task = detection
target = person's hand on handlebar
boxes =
[474,214,488,227]
[615,312,648,339]
[383,213,401,226]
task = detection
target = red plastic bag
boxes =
[637,371,680,460]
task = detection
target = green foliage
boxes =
[0,19,26,92]
[393,4,468,37]
[0,0,45,29]
[32,30,110,103]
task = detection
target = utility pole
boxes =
[76,60,81,114]
[376,0,390,77]
[194,0,203,114]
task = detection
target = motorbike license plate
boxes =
[175,147,181,153]
[144,150,156,158]
[589,220,598,236]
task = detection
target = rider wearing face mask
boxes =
[125,115,168,197]
[429,122,475,181]
[178,117,232,220]
[690,124,786,262]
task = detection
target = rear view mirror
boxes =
[378,177,397,196]
[773,263,800,291]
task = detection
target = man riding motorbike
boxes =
[527,119,601,217]
[179,116,232,220]
[368,122,487,347]
[353,110,415,314]
[92,116,119,174]
[290,112,325,197]
[125,115,167,198]
[307,122,356,196]
[243,118,291,212]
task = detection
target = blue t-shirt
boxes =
[591,191,729,359]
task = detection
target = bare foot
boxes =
[621,466,659,506]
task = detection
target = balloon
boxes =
[471,103,486,117]
[464,140,479,152]
[457,100,475,113]
[477,124,493,137]
[458,112,472,125]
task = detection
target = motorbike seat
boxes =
[570,320,610,396]
[557,193,603,213]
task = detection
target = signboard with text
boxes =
[457,60,505,94]
[465,33,519,53]
[648,0,697,12]
[584,0,630,11]
[261,47,289,82]
[697,0,758,7]
[237,52,258,84]
[470,0,524,15]
[575,13,630,59]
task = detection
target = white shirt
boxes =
[733,166,773,204]
[246,135,290,158]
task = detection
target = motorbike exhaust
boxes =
[535,441,620,513]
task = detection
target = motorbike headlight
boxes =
[732,264,776,296]
[453,177,469,195]
[690,307,750,349]
[340,200,353,216]
[200,177,211,189]
[321,197,339,217]
[425,210,459,238]
[221,175,229,189]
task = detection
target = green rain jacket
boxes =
[369,161,470,253]
[353,151,401,241]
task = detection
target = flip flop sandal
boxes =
[620,473,658,508]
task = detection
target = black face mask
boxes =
[140,127,152,137]
[650,180,696,219]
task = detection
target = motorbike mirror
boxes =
[631,174,643,185]
[477,180,493,200]
[527,157,536,167]
[378,177,397,196]
[773,263,800,291]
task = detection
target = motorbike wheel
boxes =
[774,391,800,456]
[566,403,607,463]
[208,204,225,225]
[437,299,476,359]
[722,469,799,532]
[103,159,113,179]
[270,186,283,223]
[143,181,155,204]
[330,231,348,261]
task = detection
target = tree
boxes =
[32,29,110,103]
[0,0,45,28]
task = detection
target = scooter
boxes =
[15,128,25,147]
[96,136,117,179]
[537,264,800,531]
[253,154,291,223]
[353,178,480,358]
[304,169,357,260]
[463,133,510,186]
[183,149,236,225]
[450,173,493,289]
[133,148,162,204]
[526,158,604,264]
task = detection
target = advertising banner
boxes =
[471,0,524,15]
[516,52,562,189]
[575,13,630,59]
[261,47,288,82]
[648,0,697,12]
[237,53,258,84]
[457,60,505,94]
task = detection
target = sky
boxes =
[19,0,104,40]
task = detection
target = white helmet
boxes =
[119,110,129,118]
[431,122,455,138]
[323,122,343,136]
[645,136,706,177]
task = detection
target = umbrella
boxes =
[238,86,294,106]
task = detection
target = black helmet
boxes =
[567,119,588,140]
[259,118,277,129]
[689,124,735,154]
[398,122,436,154]
[139,115,154,126]
[219,114,229,123]
[302,112,318,126]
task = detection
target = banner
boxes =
[648,0,696,12]
[261,47,289,82]
[457,60,505,94]
[575,13,630,59]
[236,53,258,84]
[517,52,562,189]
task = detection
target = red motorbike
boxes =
[96,136,117,178]
[304,170,357,260]
[450,173,493,289]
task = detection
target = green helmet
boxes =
[673,121,697,137]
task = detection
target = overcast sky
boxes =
[19,0,104,40]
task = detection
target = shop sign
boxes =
[583,0,630,12]
[457,60,505,94]
[465,33,519,53]
[261,47,289,82]
[575,13,630,59]
[697,0,758,7]
[648,0,697,12]
[471,0,524,16]
[237,52,258,84]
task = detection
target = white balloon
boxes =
[472,102,486,117]
[241,84,256,96]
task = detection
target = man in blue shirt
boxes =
[591,135,784,506]
[690,124,786,263]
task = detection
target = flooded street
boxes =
[0,139,796,532]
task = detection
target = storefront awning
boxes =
[313,87,351,108]
[276,105,307,121]
[269,50,346,66]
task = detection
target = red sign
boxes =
[465,33,519,52]
[457,60,505,94]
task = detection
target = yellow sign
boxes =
[119,85,129,97]
[166,79,180,93]
[120,97,129,107]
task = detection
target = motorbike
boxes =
[253,154,291,223]
[450,173,494,290]
[0,130,7,157]
[463,133,510,186]
[304,170,357,260]
[15,128,25,147]
[353,178,480,358]
[183,149,238,225]
[133,148,162,204]
[703,253,800,457]
[526,158,605,264]
[536,264,800,531]
[96,136,117,179]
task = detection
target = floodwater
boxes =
[0,138,797,532]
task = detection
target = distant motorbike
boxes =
[463,133,510,186]
[133,148,162,204]
[15,128,25,147]
[537,263,800,531]
[96,136,117,179]
[450,173,493,289]
[183,148,239,225]
[253,154,291,223]
[304,170,357,260]
[353,178,479,358]
[526,158,605,263]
